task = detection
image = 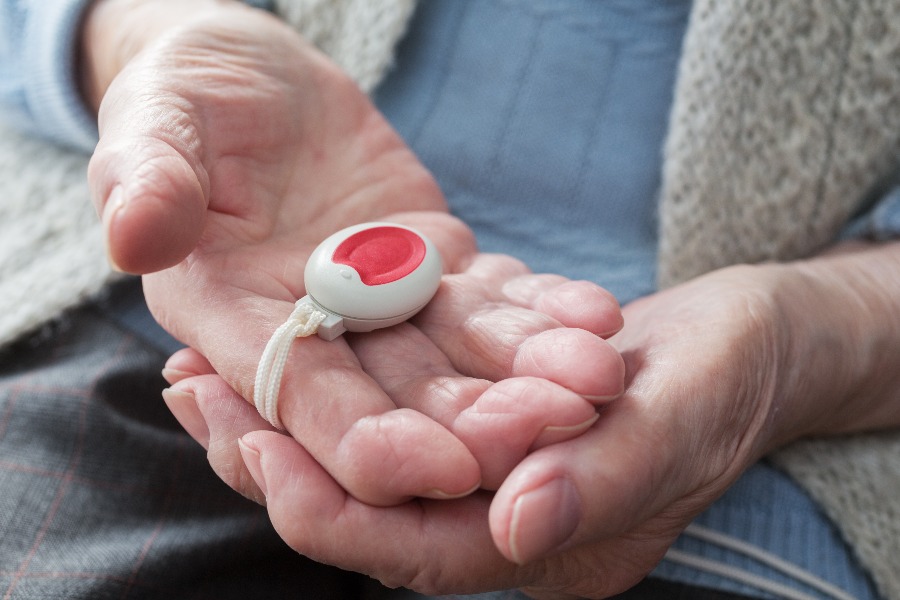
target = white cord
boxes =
[254,299,327,430]
[683,524,860,600]
[664,548,823,600]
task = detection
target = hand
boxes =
[164,264,798,598]
[84,2,626,505]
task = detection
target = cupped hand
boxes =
[85,3,626,505]
[168,264,794,598]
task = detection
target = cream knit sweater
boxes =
[0,0,898,596]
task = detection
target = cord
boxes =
[663,523,860,600]
[253,298,326,429]
[664,549,823,600]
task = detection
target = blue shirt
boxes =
[377,0,674,304]
[0,0,97,151]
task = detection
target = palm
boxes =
[94,13,445,293]
[91,12,626,507]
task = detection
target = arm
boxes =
[764,240,900,442]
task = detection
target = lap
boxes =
[0,296,369,599]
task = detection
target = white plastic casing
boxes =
[303,222,442,340]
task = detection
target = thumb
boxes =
[488,403,690,565]
[88,85,209,274]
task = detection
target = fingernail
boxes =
[161,367,194,385]
[425,481,481,500]
[536,413,600,448]
[581,392,622,403]
[238,437,268,497]
[542,413,600,435]
[102,186,126,272]
[508,477,581,564]
[161,388,210,448]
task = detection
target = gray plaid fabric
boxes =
[0,283,382,600]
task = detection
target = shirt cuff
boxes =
[20,0,276,155]
[23,0,99,153]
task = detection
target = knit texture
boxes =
[771,434,900,600]
[0,126,115,344]
[659,0,900,287]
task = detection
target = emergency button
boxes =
[331,226,427,286]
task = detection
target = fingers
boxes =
[514,328,625,401]
[273,332,480,505]
[164,374,275,506]
[158,254,625,505]
[350,325,602,490]
[414,254,625,399]
[88,63,210,274]
[238,430,535,593]
[465,256,623,337]
[345,253,625,491]
[502,276,623,337]
[488,398,694,566]
[176,379,670,597]
[163,369,554,593]
[163,347,216,383]
[452,378,600,490]
[159,297,482,507]
[241,429,664,597]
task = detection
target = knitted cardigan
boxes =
[0,0,898,596]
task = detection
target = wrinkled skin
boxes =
[85,3,625,507]
[164,264,790,598]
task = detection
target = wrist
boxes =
[764,242,900,448]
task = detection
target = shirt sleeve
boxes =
[0,0,98,153]
[0,0,276,154]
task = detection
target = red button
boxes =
[331,226,427,286]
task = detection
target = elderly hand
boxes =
[163,263,814,598]
[84,0,625,506]
[172,240,900,597]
